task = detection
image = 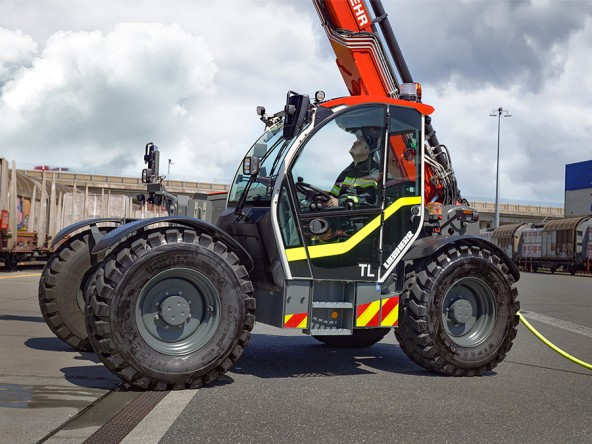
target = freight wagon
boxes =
[482,216,592,275]
[0,157,136,270]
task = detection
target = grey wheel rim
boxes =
[135,268,221,355]
[441,277,496,347]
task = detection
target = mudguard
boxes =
[402,235,520,282]
[50,218,126,249]
[91,216,254,272]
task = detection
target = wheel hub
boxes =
[136,269,221,355]
[159,295,191,326]
[448,299,473,324]
[441,277,496,348]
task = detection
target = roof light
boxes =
[315,90,326,102]
[399,82,422,102]
[256,106,266,116]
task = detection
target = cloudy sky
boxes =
[2,0,592,205]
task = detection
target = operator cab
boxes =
[223,89,430,287]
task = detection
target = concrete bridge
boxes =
[15,166,563,231]
[18,168,229,196]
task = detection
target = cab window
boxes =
[289,105,387,213]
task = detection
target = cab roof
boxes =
[320,95,434,115]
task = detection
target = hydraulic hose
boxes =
[518,312,592,371]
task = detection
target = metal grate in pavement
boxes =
[83,390,169,444]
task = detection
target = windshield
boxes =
[228,121,294,205]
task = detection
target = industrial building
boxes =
[565,159,592,217]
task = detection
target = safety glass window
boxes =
[289,105,387,213]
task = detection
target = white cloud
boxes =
[0,28,37,87]
[1,0,591,205]
[0,23,217,170]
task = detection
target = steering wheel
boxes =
[295,177,332,210]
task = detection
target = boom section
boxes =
[313,0,399,97]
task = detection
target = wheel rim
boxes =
[441,277,496,348]
[135,268,221,355]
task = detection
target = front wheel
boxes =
[395,245,519,376]
[86,228,255,390]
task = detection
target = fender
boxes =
[402,235,520,282]
[51,217,126,249]
[91,216,254,272]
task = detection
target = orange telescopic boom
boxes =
[313,0,462,204]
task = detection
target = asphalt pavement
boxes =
[0,267,590,444]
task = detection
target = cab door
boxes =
[278,103,424,282]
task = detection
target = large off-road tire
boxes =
[395,244,519,376]
[39,228,113,352]
[313,328,389,347]
[85,228,255,390]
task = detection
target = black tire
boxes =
[5,253,19,271]
[85,228,255,390]
[313,328,389,347]
[395,244,519,376]
[39,228,112,352]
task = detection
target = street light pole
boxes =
[168,159,173,177]
[489,107,511,228]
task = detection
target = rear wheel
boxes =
[38,228,113,351]
[313,328,389,348]
[86,228,255,390]
[395,245,519,376]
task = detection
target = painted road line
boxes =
[521,310,592,339]
[0,273,41,279]
[120,389,199,444]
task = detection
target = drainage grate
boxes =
[83,390,169,444]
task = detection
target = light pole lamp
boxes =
[489,107,511,228]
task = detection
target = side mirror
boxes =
[243,156,261,176]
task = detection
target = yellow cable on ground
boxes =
[518,312,592,371]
